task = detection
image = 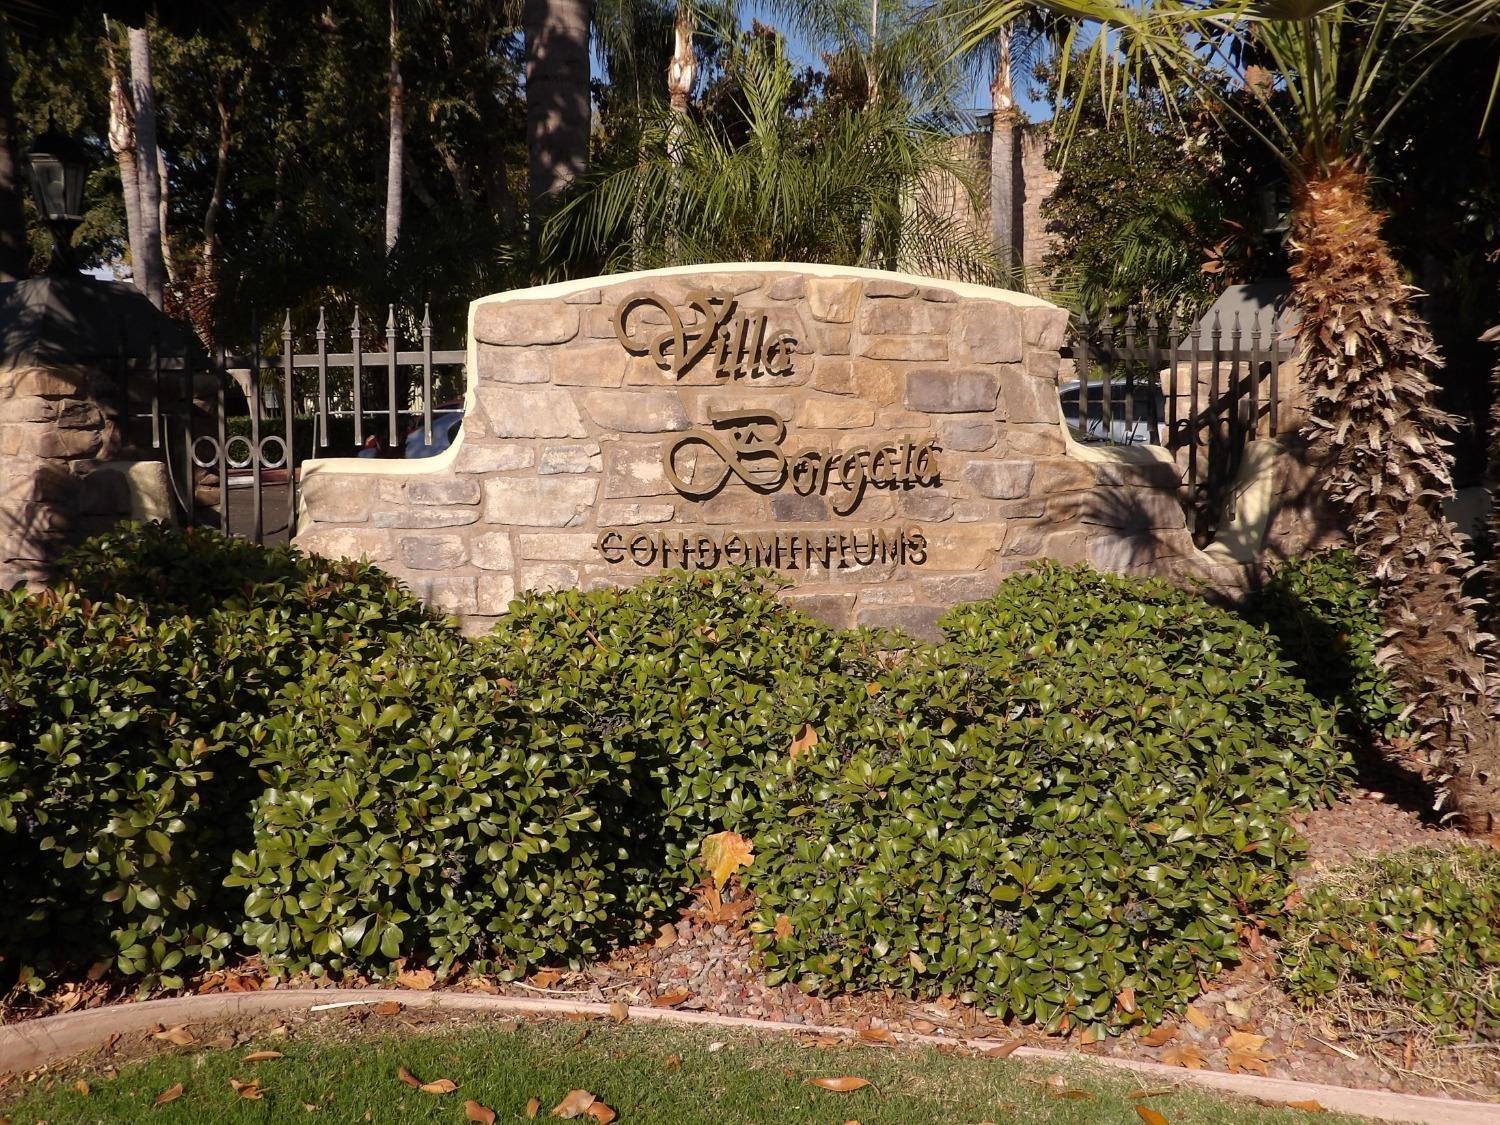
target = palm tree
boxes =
[524,0,593,242]
[543,34,1001,278]
[964,0,1500,829]
[384,0,404,256]
[127,23,167,308]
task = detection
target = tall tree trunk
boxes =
[105,28,146,290]
[384,0,404,256]
[0,23,29,281]
[523,0,592,248]
[128,25,167,309]
[666,2,695,120]
[193,74,234,345]
[1292,160,1500,832]
[157,145,173,285]
[988,27,1019,274]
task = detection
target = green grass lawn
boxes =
[2,1018,1360,1124]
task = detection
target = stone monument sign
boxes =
[295,264,1226,637]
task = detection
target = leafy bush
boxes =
[1279,846,1499,1038]
[1242,551,1407,747]
[0,523,442,989]
[749,565,1348,1032]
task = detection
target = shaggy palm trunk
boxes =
[128,26,167,309]
[1292,160,1500,831]
[523,0,591,248]
[384,0,404,257]
[989,27,1018,272]
[106,40,146,292]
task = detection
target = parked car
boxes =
[402,405,463,458]
[1058,375,1163,446]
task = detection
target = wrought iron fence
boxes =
[1068,307,1297,541]
[117,306,466,545]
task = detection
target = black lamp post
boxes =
[24,118,92,273]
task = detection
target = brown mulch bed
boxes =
[4,788,1493,1104]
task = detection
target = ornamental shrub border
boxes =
[1,526,1382,1033]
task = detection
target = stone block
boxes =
[810,323,853,354]
[917,574,999,604]
[857,299,954,336]
[3,368,85,398]
[483,476,598,527]
[540,443,603,474]
[1025,346,1062,382]
[767,275,806,300]
[552,345,628,387]
[406,575,477,615]
[1001,373,1061,424]
[55,400,107,430]
[581,390,689,433]
[807,279,861,323]
[700,489,769,525]
[453,443,537,473]
[379,477,481,506]
[477,386,588,438]
[862,279,918,299]
[400,534,467,570]
[564,287,602,305]
[0,425,101,459]
[471,531,515,570]
[797,397,875,429]
[853,603,944,642]
[476,573,518,615]
[372,508,479,528]
[598,500,675,524]
[900,492,954,522]
[518,562,578,592]
[965,459,1035,499]
[920,286,958,303]
[0,397,56,423]
[476,344,549,383]
[518,532,596,561]
[940,419,999,452]
[603,443,674,497]
[961,303,1024,364]
[906,369,1000,414]
[860,337,948,362]
[996,424,1066,458]
[473,301,580,346]
[1024,305,1070,350]
[783,592,855,628]
[923,528,1003,569]
[301,473,372,524]
[771,493,829,521]
[686,392,795,425]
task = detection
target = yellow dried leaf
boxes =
[983,1039,1023,1058]
[608,1000,629,1022]
[374,1000,404,1016]
[806,1076,873,1092]
[908,951,926,973]
[229,1078,264,1100]
[857,1028,896,1045]
[1223,1030,1268,1055]
[526,1095,541,1117]
[1184,1005,1212,1030]
[154,1082,184,1106]
[397,1065,421,1088]
[1284,1099,1326,1112]
[1227,1050,1269,1076]
[651,989,691,1008]
[395,968,435,991]
[551,1088,598,1118]
[419,1078,459,1095]
[773,914,793,941]
[75,1080,90,1096]
[464,1100,498,1124]
[1117,986,1137,1014]
[585,1102,616,1124]
[243,1050,284,1062]
[789,724,819,759]
[1136,1107,1171,1125]
[532,969,562,989]
[700,830,754,890]
[154,1025,195,1046]
[1161,1045,1206,1070]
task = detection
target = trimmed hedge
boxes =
[749,565,1348,1031]
[1,528,1355,1033]
[1279,846,1500,1038]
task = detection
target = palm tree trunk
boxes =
[105,29,146,292]
[988,27,1019,273]
[1292,159,1500,832]
[384,0,404,257]
[523,0,592,247]
[127,25,167,309]
[0,23,29,281]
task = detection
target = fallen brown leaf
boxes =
[526,1095,541,1117]
[532,969,562,989]
[395,968,435,991]
[1161,1045,1206,1070]
[1128,1087,1178,1099]
[1227,1050,1269,1076]
[652,989,691,1008]
[397,1065,421,1088]
[229,1078,264,1100]
[1184,1005,1212,1030]
[1117,986,1137,1014]
[1283,1099,1327,1112]
[464,1099,497,1123]
[1223,1030,1268,1054]
[154,1082,184,1106]
[654,923,678,948]
[551,1088,599,1118]
[154,1025,195,1047]
[243,1050,284,1062]
[806,1077,873,1092]
[75,1080,90,1096]
[857,1028,896,1045]
[701,830,755,890]
[1136,1107,1170,1125]
[983,1039,1022,1059]
[585,1102,616,1124]
[789,723,819,759]
[419,1078,458,1095]
[608,1000,630,1022]
[664,1053,683,1069]
[773,914,793,941]
[373,1001,404,1016]
[1139,1023,1178,1047]
[1040,1074,1093,1101]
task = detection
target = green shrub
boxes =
[749,564,1349,1033]
[1279,846,1500,1038]
[1242,551,1407,746]
[0,523,443,989]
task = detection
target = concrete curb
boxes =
[2,989,1494,1124]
